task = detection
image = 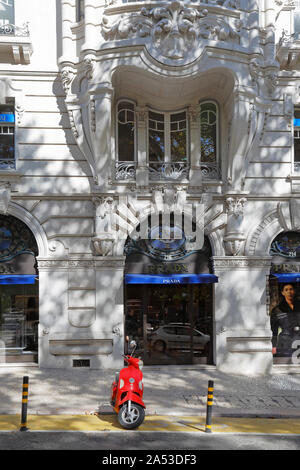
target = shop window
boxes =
[0,0,14,32]
[0,215,39,364]
[200,101,220,179]
[294,108,300,173]
[269,231,300,364]
[76,0,84,22]
[0,101,15,170]
[115,99,136,180]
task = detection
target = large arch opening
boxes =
[0,215,39,364]
[123,213,217,365]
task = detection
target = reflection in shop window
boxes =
[294,108,300,173]
[269,231,300,364]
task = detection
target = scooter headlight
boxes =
[138,359,144,369]
[119,379,124,389]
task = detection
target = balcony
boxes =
[114,161,221,182]
[276,31,300,70]
[0,22,33,64]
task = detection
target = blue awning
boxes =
[271,273,300,283]
[0,275,37,285]
[125,274,218,284]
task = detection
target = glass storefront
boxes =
[0,279,38,363]
[269,231,300,364]
[125,283,213,365]
[124,221,215,365]
[0,215,38,364]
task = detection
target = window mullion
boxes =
[165,113,171,163]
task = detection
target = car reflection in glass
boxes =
[148,323,210,354]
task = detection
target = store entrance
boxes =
[125,283,213,365]
[0,279,39,363]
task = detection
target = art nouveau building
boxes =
[1,0,300,375]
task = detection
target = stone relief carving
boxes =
[91,197,116,256]
[82,57,95,81]
[224,195,247,256]
[101,1,241,63]
[60,67,74,96]
[278,199,300,232]
[48,240,68,257]
[0,183,11,214]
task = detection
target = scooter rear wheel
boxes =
[118,402,145,430]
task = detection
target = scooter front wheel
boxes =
[118,402,145,430]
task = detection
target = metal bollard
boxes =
[205,380,214,433]
[20,376,29,432]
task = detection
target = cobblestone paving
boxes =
[183,394,300,409]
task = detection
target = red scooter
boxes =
[111,340,146,429]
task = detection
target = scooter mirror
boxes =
[129,340,137,353]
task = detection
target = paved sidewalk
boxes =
[1,414,300,434]
[1,365,300,418]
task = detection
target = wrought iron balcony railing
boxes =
[115,161,137,180]
[149,162,189,181]
[115,161,221,181]
[201,162,221,180]
[0,22,29,37]
[276,30,300,69]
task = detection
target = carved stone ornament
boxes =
[60,67,74,95]
[0,183,11,214]
[92,196,116,256]
[91,237,114,256]
[224,196,247,256]
[101,1,241,65]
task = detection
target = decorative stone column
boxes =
[136,106,149,189]
[89,83,114,189]
[60,0,76,66]
[81,0,99,54]
[213,256,273,376]
[248,0,262,55]
[188,105,202,191]
[37,259,69,368]
[95,257,126,368]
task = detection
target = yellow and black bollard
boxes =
[20,376,29,432]
[205,380,214,433]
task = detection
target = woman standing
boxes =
[270,283,300,357]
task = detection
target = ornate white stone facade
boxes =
[1,0,300,374]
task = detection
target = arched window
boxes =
[0,215,39,364]
[200,101,220,180]
[115,99,136,180]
